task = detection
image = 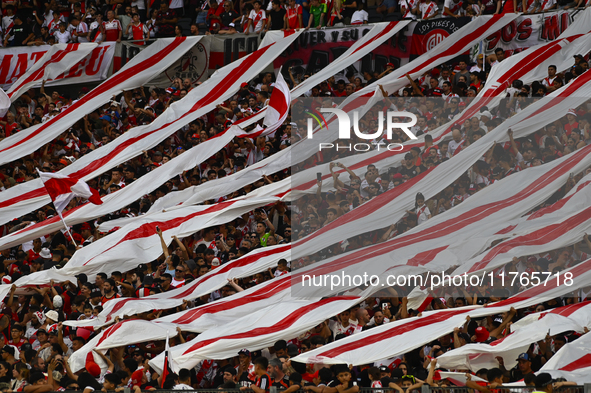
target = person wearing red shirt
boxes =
[332,80,348,97]
[285,0,303,29]
[206,0,224,32]
[103,10,122,42]
[8,325,27,350]
[126,13,147,45]
[2,112,20,138]
[27,238,43,263]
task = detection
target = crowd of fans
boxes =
[0,0,588,47]
[0,17,590,392]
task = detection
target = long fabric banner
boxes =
[25,29,591,332]
[0,37,200,168]
[115,38,212,86]
[149,295,364,373]
[292,260,591,366]
[17,27,591,316]
[484,9,588,56]
[436,301,591,372]
[0,43,115,90]
[452,176,591,275]
[0,22,406,241]
[266,24,414,75]
[5,43,98,101]
[286,140,591,300]
[139,17,515,215]
[61,243,290,327]
[0,32,300,227]
[538,330,591,383]
[287,63,591,275]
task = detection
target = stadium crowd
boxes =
[0,22,590,392]
[0,0,587,46]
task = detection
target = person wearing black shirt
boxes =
[267,0,286,31]
[245,357,271,393]
[5,15,34,46]
[400,153,420,179]
[508,353,534,382]
[219,1,239,33]
[341,0,357,23]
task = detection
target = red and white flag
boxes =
[38,171,102,214]
[234,71,291,139]
[161,331,173,387]
[263,72,290,129]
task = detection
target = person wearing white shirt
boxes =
[350,3,368,24]
[443,0,463,17]
[470,54,484,72]
[542,65,557,87]
[536,0,556,11]
[399,0,417,18]
[54,27,71,43]
[245,0,267,34]
[418,0,438,19]
[70,17,89,42]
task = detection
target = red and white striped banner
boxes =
[0,38,196,167]
[0,43,115,90]
[136,17,520,216]
[149,294,365,373]
[0,32,300,228]
[453,175,591,276]
[5,43,98,101]
[538,329,591,383]
[62,244,291,327]
[437,301,591,372]
[292,260,591,366]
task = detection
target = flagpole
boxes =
[57,210,78,248]
[162,331,170,388]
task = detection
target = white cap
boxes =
[53,295,63,308]
[211,257,221,267]
[480,110,492,119]
[46,310,59,322]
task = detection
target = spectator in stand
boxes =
[103,10,123,42]
[126,13,148,44]
[285,0,304,29]
[4,14,34,47]
[307,0,327,28]
[416,0,439,19]
[218,1,240,34]
[244,0,267,35]
[266,0,286,31]
[350,2,368,24]
[399,0,418,18]
[156,2,178,37]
